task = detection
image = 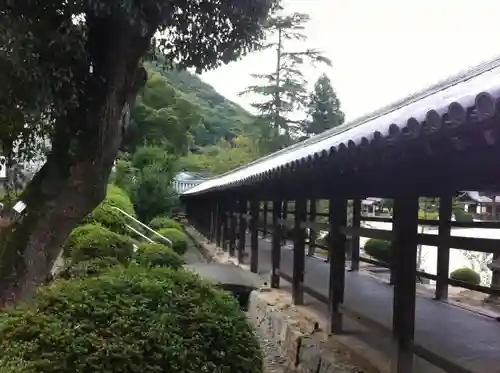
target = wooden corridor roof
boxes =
[183,56,500,196]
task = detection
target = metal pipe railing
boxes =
[125,224,154,244]
[112,206,172,246]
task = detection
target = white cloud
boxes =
[201,0,500,121]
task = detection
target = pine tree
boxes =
[303,74,345,136]
[240,9,331,151]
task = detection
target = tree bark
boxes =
[0,17,151,307]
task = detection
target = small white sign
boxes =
[0,156,6,179]
[13,200,26,214]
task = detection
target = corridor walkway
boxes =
[241,234,500,373]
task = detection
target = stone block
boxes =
[297,336,322,373]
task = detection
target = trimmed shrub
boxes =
[454,209,474,223]
[57,257,122,280]
[148,216,182,231]
[157,228,189,255]
[63,223,133,264]
[134,242,184,269]
[418,210,438,220]
[450,267,481,285]
[0,266,263,373]
[84,184,136,235]
[363,238,392,263]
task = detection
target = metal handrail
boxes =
[125,224,154,243]
[112,206,172,246]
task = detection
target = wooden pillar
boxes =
[391,195,419,373]
[435,193,452,300]
[293,198,307,305]
[307,199,317,256]
[228,201,237,256]
[216,202,223,248]
[222,209,229,251]
[209,200,216,242]
[271,199,283,288]
[282,200,288,245]
[250,198,260,273]
[328,197,347,333]
[350,198,361,271]
[262,201,268,238]
[237,198,247,263]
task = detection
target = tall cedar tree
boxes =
[240,10,331,151]
[303,73,345,136]
[0,0,277,306]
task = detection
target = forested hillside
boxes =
[145,62,256,147]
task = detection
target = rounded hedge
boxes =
[63,223,133,264]
[0,266,263,373]
[57,257,122,280]
[363,238,392,263]
[450,267,481,285]
[156,228,189,255]
[148,216,182,231]
[134,242,184,269]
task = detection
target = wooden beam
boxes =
[328,197,348,333]
[391,194,419,373]
[293,198,307,305]
[271,199,283,288]
[307,199,317,256]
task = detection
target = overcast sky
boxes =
[200,0,500,121]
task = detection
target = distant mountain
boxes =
[145,62,256,147]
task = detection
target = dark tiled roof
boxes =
[183,56,500,196]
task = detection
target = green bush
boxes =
[148,216,182,231]
[418,210,438,220]
[363,238,392,263]
[63,223,133,264]
[454,209,474,223]
[134,242,184,269]
[84,184,136,235]
[0,266,262,373]
[450,267,481,285]
[57,257,122,280]
[157,228,190,255]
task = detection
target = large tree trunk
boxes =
[0,16,151,307]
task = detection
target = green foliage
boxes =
[133,163,180,222]
[111,159,137,195]
[450,267,481,285]
[57,257,122,280]
[157,228,190,255]
[84,184,136,235]
[302,73,345,135]
[240,9,331,149]
[363,238,392,263]
[0,266,263,373]
[179,136,261,174]
[134,243,184,269]
[418,210,438,220]
[63,224,133,264]
[454,209,474,223]
[149,216,182,231]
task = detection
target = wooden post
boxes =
[222,209,229,251]
[391,195,419,373]
[263,201,268,238]
[328,197,347,333]
[293,198,307,305]
[250,198,260,273]
[271,199,283,288]
[350,198,361,271]
[282,200,288,245]
[209,200,216,242]
[228,201,237,256]
[435,193,452,300]
[307,199,317,256]
[216,202,223,248]
[238,198,247,263]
